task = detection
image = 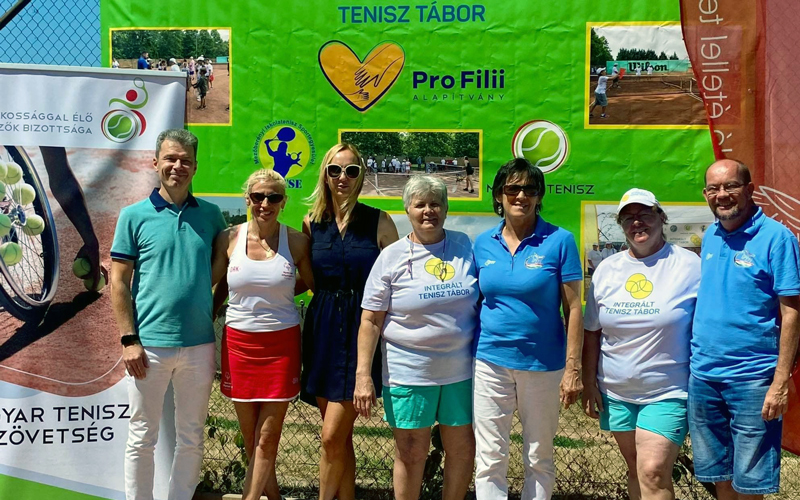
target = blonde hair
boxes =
[243,168,287,196]
[307,143,365,224]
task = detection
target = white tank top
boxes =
[225,223,300,331]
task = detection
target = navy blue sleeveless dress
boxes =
[302,203,383,402]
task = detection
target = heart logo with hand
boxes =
[318,41,405,112]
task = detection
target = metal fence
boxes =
[2,3,799,499]
[0,0,100,66]
[202,310,800,500]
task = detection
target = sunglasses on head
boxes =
[502,184,541,197]
[249,192,285,205]
[327,163,362,179]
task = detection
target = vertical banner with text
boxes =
[0,63,185,499]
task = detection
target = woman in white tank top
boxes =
[211,169,314,500]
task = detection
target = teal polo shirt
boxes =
[111,189,227,347]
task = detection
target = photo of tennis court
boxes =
[341,130,482,200]
[587,23,706,126]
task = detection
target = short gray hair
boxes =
[402,175,448,211]
[155,129,199,159]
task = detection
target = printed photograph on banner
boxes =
[586,23,705,127]
[340,130,482,200]
[0,146,154,396]
[111,28,232,126]
[391,213,498,242]
[581,201,713,296]
[198,195,248,227]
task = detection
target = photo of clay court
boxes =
[340,130,481,199]
[587,24,706,126]
[0,147,157,397]
[111,28,231,125]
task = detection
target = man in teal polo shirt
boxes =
[110,129,226,500]
[690,159,800,499]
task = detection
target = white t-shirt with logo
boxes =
[584,243,700,403]
[362,230,479,387]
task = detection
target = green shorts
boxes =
[383,379,472,429]
[600,394,688,446]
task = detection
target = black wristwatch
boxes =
[120,334,141,347]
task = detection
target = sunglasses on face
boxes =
[326,164,362,179]
[502,184,541,197]
[249,192,285,205]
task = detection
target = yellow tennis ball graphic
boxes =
[690,234,702,246]
[21,214,45,236]
[0,214,11,238]
[0,242,22,266]
[625,273,653,299]
[11,183,36,205]
[4,162,22,184]
[424,258,443,275]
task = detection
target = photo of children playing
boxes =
[110,28,231,125]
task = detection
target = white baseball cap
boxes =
[169,58,176,63]
[613,63,618,66]
[596,68,605,75]
[617,188,659,214]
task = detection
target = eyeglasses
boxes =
[704,182,745,197]
[619,211,658,226]
[327,164,362,179]
[249,192,285,205]
[503,184,541,197]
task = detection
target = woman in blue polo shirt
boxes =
[472,158,583,500]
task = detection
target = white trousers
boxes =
[473,359,563,500]
[124,343,216,500]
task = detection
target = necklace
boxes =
[250,221,277,258]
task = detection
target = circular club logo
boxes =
[511,120,569,173]
[625,273,653,300]
[102,78,148,143]
[255,121,315,178]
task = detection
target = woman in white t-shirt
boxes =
[211,169,314,500]
[582,188,700,500]
[353,175,479,500]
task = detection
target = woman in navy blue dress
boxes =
[302,143,398,500]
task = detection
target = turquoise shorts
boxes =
[383,379,472,429]
[600,394,688,446]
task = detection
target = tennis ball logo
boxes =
[102,110,140,143]
[102,78,149,143]
[512,120,569,173]
[625,273,653,299]
[424,258,455,282]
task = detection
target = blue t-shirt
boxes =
[692,207,800,382]
[473,218,582,371]
[137,56,150,70]
[111,189,227,348]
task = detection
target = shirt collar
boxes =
[148,188,199,211]
[714,205,763,238]
[490,216,551,242]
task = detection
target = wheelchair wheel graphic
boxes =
[0,146,60,321]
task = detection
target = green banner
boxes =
[100,3,714,298]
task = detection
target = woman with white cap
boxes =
[582,188,700,500]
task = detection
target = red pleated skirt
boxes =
[221,325,301,401]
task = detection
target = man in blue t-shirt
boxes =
[110,129,226,500]
[137,51,150,70]
[691,159,800,498]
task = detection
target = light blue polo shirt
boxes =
[473,218,582,372]
[111,189,227,348]
[692,207,800,382]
